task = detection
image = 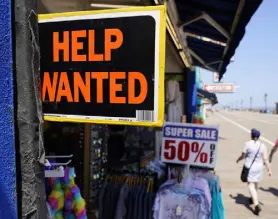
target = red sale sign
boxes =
[161,122,219,168]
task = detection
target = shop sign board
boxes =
[39,6,166,127]
[161,122,219,168]
[203,83,235,93]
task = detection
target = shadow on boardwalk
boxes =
[229,194,254,214]
[260,187,278,198]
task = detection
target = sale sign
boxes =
[161,122,219,168]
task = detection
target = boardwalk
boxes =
[207,111,278,219]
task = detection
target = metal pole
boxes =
[241,99,243,110]
[250,97,253,111]
[264,93,268,112]
[14,0,47,218]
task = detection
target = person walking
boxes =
[236,128,272,215]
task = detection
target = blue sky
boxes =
[202,0,278,109]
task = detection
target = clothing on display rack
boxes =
[165,79,182,123]
[97,174,156,219]
[45,166,87,219]
[209,175,225,219]
[154,167,225,219]
[143,159,166,180]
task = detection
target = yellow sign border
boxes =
[39,5,166,127]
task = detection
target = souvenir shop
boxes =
[36,0,261,218]
[39,4,167,219]
[40,6,224,219]
[42,64,224,219]
[43,86,223,219]
[7,0,262,218]
[87,74,225,219]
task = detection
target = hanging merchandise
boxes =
[48,178,65,218]
[160,78,183,162]
[102,125,157,177]
[95,159,166,219]
[89,125,108,209]
[45,157,88,219]
[165,79,182,123]
[97,174,155,219]
[154,166,224,219]
[63,168,87,218]
[125,126,156,158]
[158,115,224,218]
[44,122,86,190]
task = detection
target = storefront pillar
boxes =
[14,0,47,218]
[184,68,197,123]
[0,1,17,218]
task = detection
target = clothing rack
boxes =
[190,165,215,171]
[167,163,215,183]
[44,154,73,178]
[98,172,155,219]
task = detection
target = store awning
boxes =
[175,0,263,78]
[187,37,225,71]
[197,88,218,105]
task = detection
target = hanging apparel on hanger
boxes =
[62,168,87,219]
[155,166,225,219]
[208,176,225,219]
[45,167,87,219]
[154,166,208,218]
[97,174,155,219]
[48,178,65,218]
[153,184,210,219]
[165,79,182,122]
[190,168,225,219]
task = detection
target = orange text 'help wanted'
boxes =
[42,28,148,104]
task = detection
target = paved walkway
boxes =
[206,111,278,219]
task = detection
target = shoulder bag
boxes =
[240,144,261,183]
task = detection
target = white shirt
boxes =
[165,80,182,122]
[243,140,267,168]
[243,140,267,182]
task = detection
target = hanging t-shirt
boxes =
[210,178,225,219]
[157,178,212,209]
[154,188,210,219]
[166,80,182,122]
